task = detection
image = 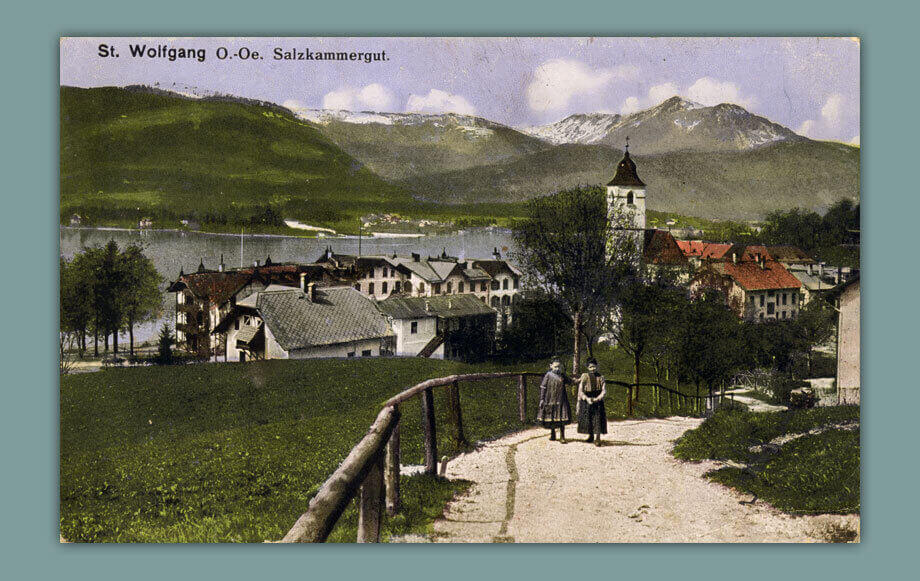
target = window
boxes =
[368,282,375,295]
[404,282,411,293]
[481,282,488,292]
[361,349,372,357]
[234,319,239,330]
[447,282,453,293]
[759,313,764,320]
[411,321,418,334]
[382,282,388,294]
[491,296,500,308]
[459,282,465,293]
[347,352,355,358]
[354,283,361,292]
[626,191,634,205]
[383,267,388,277]
[767,303,775,315]
[491,280,500,291]
[501,295,510,306]
[782,293,787,306]
[513,277,519,290]
[759,294,765,307]
[394,281,401,293]
[502,279,509,290]
[750,296,755,304]
[781,311,787,319]
[419,283,425,293]
[434,283,441,294]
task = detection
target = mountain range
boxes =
[61,86,859,228]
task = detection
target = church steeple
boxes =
[608,137,646,187]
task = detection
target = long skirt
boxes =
[537,390,571,428]
[577,399,607,434]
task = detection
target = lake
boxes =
[60,227,516,345]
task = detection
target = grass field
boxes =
[60,346,708,542]
[672,407,860,514]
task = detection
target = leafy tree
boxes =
[498,291,573,360]
[118,244,163,356]
[512,186,638,375]
[677,290,743,404]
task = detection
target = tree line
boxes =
[60,241,163,363]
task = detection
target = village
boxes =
[161,149,859,406]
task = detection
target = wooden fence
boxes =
[280,371,712,543]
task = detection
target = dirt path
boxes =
[425,417,858,543]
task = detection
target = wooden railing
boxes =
[280,372,716,543]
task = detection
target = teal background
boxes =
[3,0,912,578]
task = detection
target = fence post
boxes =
[421,387,438,475]
[357,450,385,543]
[518,374,527,424]
[627,385,633,417]
[447,380,467,449]
[385,409,401,517]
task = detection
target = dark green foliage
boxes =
[498,291,573,360]
[677,290,742,396]
[760,200,860,267]
[156,324,175,364]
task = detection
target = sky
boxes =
[60,37,860,144]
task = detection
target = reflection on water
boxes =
[60,227,516,344]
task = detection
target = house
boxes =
[214,285,394,361]
[675,240,732,269]
[315,247,522,329]
[827,275,860,405]
[167,257,339,358]
[786,262,857,306]
[378,294,497,360]
[691,255,802,321]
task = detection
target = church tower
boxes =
[606,138,646,255]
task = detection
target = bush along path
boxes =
[410,416,857,543]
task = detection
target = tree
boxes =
[498,291,573,360]
[609,271,688,409]
[793,299,837,376]
[118,244,163,356]
[677,290,743,407]
[156,324,175,364]
[512,186,638,375]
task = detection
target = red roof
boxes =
[718,260,802,291]
[643,230,687,265]
[177,272,252,305]
[676,240,732,259]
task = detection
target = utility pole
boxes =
[358,221,362,257]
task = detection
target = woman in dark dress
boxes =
[536,358,572,442]
[576,357,607,445]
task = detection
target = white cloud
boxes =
[621,96,641,115]
[321,84,395,111]
[687,77,757,108]
[358,83,395,110]
[648,82,680,105]
[526,59,638,112]
[797,119,817,138]
[821,94,844,126]
[282,99,306,110]
[405,89,477,115]
[797,94,849,140]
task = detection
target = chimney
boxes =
[307,282,316,302]
[300,272,306,291]
[760,257,766,270]
[493,247,501,259]
[412,252,420,262]
[218,254,225,272]
[732,252,738,264]
[425,300,431,312]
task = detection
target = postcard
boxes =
[59,37,860,543]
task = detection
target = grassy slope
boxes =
[60,347,704,542]
[673,407,860,514]
[402,140,860,220]
[61,87,417,234]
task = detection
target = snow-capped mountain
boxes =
[522,96,805,154]
[290,107,508,138]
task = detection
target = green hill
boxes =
[60,86,415,233]
[400,140,860,220]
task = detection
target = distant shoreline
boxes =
[59,225,511,241]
